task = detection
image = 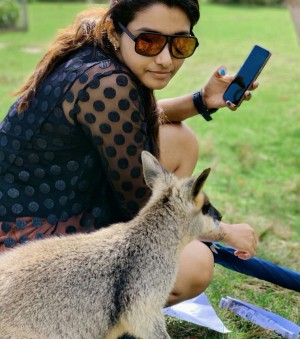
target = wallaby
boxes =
[0,151,222,339]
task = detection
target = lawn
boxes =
[0,2,299,338]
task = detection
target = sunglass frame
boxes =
[118,22,199,59]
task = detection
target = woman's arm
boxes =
[157,66,257,122]
[157,93,198,122]
[200,221,259,260]
[65,66,153,221]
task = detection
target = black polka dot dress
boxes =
[0,45,154,252]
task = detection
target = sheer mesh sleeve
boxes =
[64,64,153,220]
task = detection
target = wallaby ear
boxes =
[191,168,211,199]
[141,151,168,189]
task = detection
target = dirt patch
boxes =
[21,46,42,54]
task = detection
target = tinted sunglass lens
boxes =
[171,37,197,58]
[136,33,167,56]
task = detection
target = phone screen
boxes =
[223,45,271,106]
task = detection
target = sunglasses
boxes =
[118,22,199,59]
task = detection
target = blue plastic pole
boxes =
[212,243,300,293]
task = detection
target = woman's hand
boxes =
[220,222,259,260]
[201,66,259,111]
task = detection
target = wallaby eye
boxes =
[202,203,223,221]
[201,203,210,215]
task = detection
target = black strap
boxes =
[193,91,218,121]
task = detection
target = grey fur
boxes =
[0,151,221,339]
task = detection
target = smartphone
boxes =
[223,45,271,106]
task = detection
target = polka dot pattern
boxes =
[0,45,153,251]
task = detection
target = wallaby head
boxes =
[141,151,222,240]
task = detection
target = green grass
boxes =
[0,2,299,338]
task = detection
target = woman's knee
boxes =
[167,240,214,306]
[159,122,199,178]
[181,241,214,295]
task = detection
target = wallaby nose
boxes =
[210,205,222,221]
[202,203,222,221]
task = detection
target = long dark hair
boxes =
[16,0,200,156]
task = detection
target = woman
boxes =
[0,0,258,305]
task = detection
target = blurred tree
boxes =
[288,0,300,45]
[0,0,19,29]
[0,0,28,31]
[20,0,28,31]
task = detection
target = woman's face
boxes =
[116,4,192,90]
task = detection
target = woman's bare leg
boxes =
[159,122,199,178]
[159,122,215,306]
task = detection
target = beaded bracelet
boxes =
[193,91,218,121]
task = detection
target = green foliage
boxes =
[0,0,19,28]
[208,0,284,7]
[28,0,86,2]
[27,0,106,2]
